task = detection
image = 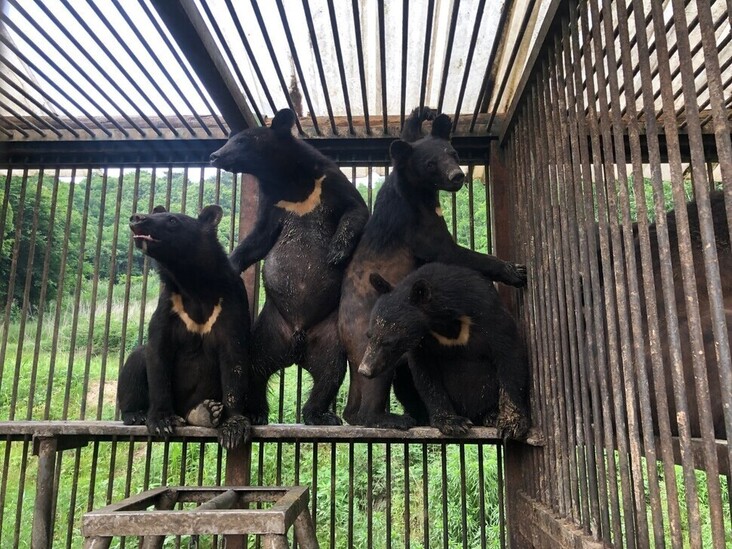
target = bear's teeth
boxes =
[133,234,154,241]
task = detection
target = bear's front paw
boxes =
[304,409,343,426]
[504,263,528,287]
[218,415,251,449]
[185,400,223,428]
[432,414,472,436]
[248,411,270,426]
[121,410,147,426]
[497,414,530,440]
[146,412,185,436]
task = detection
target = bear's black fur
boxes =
[210,108,369,425]
[339,107,527,428]
[360,263,530,438]
[117,205,251,449]
[630,190,730,439]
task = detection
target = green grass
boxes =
[0,275,503,548]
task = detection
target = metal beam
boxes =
[0,135,497,167]
[150,0,257,133]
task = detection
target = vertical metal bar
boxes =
[79,168,109,420]
[27,168,61,420]
[459,445,468,549]
[451,0,486,131]
[12,439,29,549]
[386,443,392,549]
[325,0,355,135]
[9,169,44,420]
[350,0,371,134]
[97,170,125,419]
[274,0,321,135]
[497,445,505,549]
[436,0,461,114]
[441,444,448,548]
[422,444,429,549]
[686,0,732,480]
[246,0,306,135]
[399,0,409,129]
[377,0,388,133]
[403,443,410,548]
[348,443,354,548]
[301,0,338,134]
[418,0,435,113]
[0,438,12,546]
[560,5,604,535]
[330,442,336,549]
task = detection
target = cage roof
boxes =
[1,0,728,165]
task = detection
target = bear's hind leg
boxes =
[248,301,295,425]
[118,346,150,425]
[300,311,346,425]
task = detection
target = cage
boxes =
[0,0,731,547]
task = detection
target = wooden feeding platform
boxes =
[81,486,318,549]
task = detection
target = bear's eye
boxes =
[427,160,436,170]
[366,330,372,339]
[168,217,178,225]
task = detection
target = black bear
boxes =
[339,107,527,428]
[210,108,369,425]
[359,263,530,438]
[631,190,730,439]
[117,205,251,449]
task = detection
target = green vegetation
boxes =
[0,169,501,547]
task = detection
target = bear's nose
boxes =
[130,213,145,223]
[449,170,465,186]
[209,151,219,164]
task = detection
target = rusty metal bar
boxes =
[301,0,337,135]
[322,0,355,136]
[451,0,487,131]
[435,0,461,114]
[274,0,321,135]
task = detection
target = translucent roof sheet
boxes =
[0,0,542,142]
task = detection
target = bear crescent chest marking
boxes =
[430,315,472,346]
[435,206,443,217]
[275,175,326,216]
[170,293,223,335]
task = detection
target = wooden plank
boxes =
[0,421,545,445]
[82,509,289,537]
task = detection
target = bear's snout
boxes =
[209,151,220,164]
[449,169,465,187]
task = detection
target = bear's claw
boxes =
[432,414,473,436]
[147,413,185,437]
[218,415,251,450]
[304,410,343,426]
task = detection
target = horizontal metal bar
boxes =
[0,135,497,166]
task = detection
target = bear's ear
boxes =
[389,140,413,164]
[431,114,452,140]
[152,205,167,214]
[409,279,432,307]
[369,273,394,295]
[198,205,223,227]
[271,109,296,138]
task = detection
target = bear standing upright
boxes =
[339,107,527,429]
[360,263,531,439]
[117,205,251,449]
[210,109,369,425]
